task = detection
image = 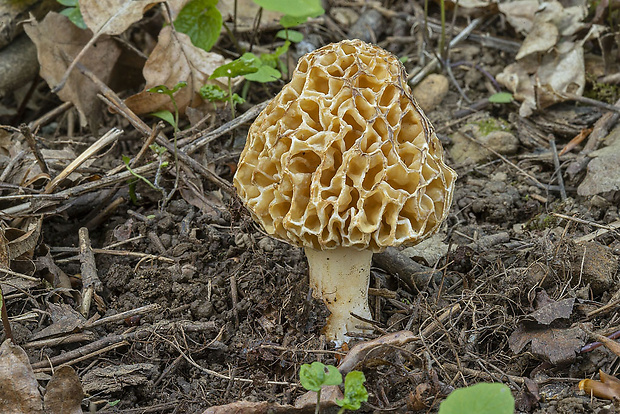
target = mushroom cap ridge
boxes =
[234,39,457,252]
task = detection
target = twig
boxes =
[179,100,270,153]
[44,128,123,194]
[574,219,620,244]
[75,63,237,196]
[549,138,567,201]
[54,247,175,264]
[461,132,547,190]
[409,17,483,85]
[31,320,218,371]
[22,332,98,349]
[0,150,27,182]
[19,123,49,175]
[78,227,102,317]
[444,362,526,385]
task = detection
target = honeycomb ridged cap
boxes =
[233,39,457,252]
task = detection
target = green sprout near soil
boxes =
[438,383,514,414]
[122,82,185,205]
[299,362,368,414]
[210,56,259,118]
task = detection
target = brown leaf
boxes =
[580,370,620,401]
[0,340,43,414]
[509,324,586,365]
[528,296,575,325]
[124,26,228,115]
[80,0,163,35]
[44,366,83,414]
[24,12,122,127]
[30,302,87,341]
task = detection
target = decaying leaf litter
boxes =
[0,0,619,412]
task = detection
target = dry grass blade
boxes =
[44,128,123,194]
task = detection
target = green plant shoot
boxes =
[210,55,259,118]
[488,92,514,104]
[199,84,245,110]
[300,362,342,414]
[252,0,323,18]
[336,371,368,413]
[146,82,186,203]
[57,0,87,29]
[438,383,515,414]
[174,0,222,52]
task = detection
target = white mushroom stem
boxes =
[304,247,374,344]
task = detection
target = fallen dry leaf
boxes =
[509,291,586,365]
[80,0,164,35]
[498,0,539,34]
[0,340,44,414]
[43,366,83,414]
[510,324,586,365]
[579,370,620,401]
[30,302,87,341]
[125,26,229,115]
[24,12,121,127]
[515,22,558,60]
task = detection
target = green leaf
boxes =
[244,65,281,83]
[279,14,309,28]
[399,55,409,63]
[149,143,168,156]
[210,54,259,79]
[200,84,228,101]
[253,0,324,17]
[336,371,369,411]
[231,93,245,105]
[57,0,78,6]
[438,383,515,414]
[174,0,222,52]
[148,82,187,96]
[60,7,87,29]
[150,110,176,127]
[276,29,304,43]
[299,362,342,392]
[488,92,513,104]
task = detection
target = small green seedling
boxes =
[488,92,514,104]
[299,362,368,414]
[252,0,324,17]
[199,84,245,110]
[174,0,222,52]
[336,371,369,414]
[276,29,303,43]
[210,55,259,118]
[438,383,515,414]
[300,362,342,414]
[57,0,87,29]
[145,82,186,204]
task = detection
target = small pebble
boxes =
[412,74,449,113]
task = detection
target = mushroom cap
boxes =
[233,39,457,252]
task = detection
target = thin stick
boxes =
[19,123,49,175]
[409,17,483,85]
[549,138,567,201]
[78,227,102,316]
[462,132,547,190]
[44,128,123,194]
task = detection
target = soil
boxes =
[1,2,620,414]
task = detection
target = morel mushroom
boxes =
[234,40,457,344]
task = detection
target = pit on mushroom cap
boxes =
[234,39,457,344]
